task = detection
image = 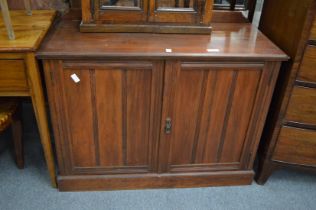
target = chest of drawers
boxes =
[256,0,316,184]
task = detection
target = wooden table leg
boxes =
[25,52,57,188]
[0,0,15,40]
[12,104,24,169]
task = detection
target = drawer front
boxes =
[310,17,316,40]
[0,60,28,92]
[273,126,316,166]
[297,45,316,83]
[285,86,316,126]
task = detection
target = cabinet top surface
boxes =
[37,19,288,61]
[0,10,56,52]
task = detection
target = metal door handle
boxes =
[165,117,172,134]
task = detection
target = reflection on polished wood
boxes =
[38,21,286,60]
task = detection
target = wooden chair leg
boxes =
[0,0,15,40]
[11,106,24,169]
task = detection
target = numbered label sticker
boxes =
[71,73,80,83]
[207,48,220,52]
[165,48,173,53]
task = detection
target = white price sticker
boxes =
[206,49,220,52]
[165,48,173,53]
[71,73,80,83]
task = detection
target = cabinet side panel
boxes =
[63,69,97,167]
[219,69,261,163]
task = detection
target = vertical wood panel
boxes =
[63,69,97,167]
[219,69,261,163]
[195,70,235,163]
[126,69,152,165]
[169,70,205,165]
[160,63,263,172]
[215,71,238,162]
[95,69,124,167]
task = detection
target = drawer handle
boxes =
[71,73,80,83]
[165,117,172,134]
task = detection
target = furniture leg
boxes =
[255,158,275,185]
[25,53,57,187]
[11,105,24,169]
[0,0,15,40]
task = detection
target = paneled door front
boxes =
[45,60,163,175]
[158,61,263,173]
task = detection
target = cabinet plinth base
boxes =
[58,170,254,191]
[80,22,212,34]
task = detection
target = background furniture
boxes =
[0,10,57,187]
[256,0,316,184]
[0,99,23,168]
[0,0,15,39]
[37,16,287,191]
[0,0,32,40]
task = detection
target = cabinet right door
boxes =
[158,61,263,173]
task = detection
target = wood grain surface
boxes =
[0,10,56,52]
[37,20,287,61]
[8,0,68,11]
[297,45,316,83]
[273,126,316,166]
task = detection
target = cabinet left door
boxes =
[43,60,164,176]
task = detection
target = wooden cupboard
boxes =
[38,19,287,191]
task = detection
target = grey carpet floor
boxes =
[1,131,316,210]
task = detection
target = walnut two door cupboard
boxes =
[38,21,287,191]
